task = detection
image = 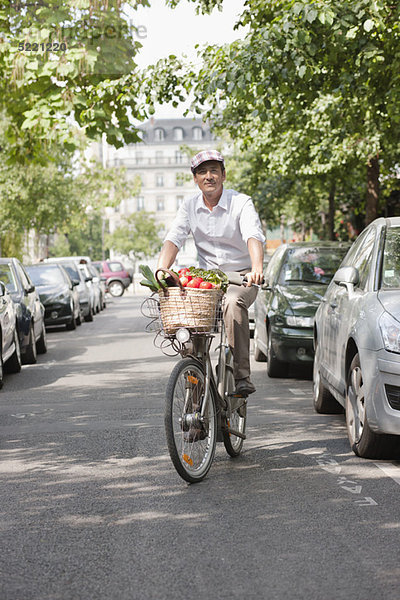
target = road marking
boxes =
[289,388,306,395]
[374,462,400,487]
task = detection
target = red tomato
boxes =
[179,276,190,286]
[179,268,191,276]
[187,277,203,288]
[199,281,213,289]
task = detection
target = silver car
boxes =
[313,216,400,459]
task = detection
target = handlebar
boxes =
[225,272,263,288]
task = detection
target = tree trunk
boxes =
[366,155,379,225]
[328,180,336,241]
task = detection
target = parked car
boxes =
[0,258,47,364]
[92,260,131,297]
[0,281,21,386]
[25,263,81,330]
[88,263,106,309]
[313,217,400,459]
[45,258,93,322]
[253,241,351,377]
[78,263,101,314]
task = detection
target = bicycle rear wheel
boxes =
[223,362,246,457]
[165,357,217,483]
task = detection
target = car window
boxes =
[108,261,124,272]
[277,246,349,285]
[381,226,400,289]
[16,262,32,290]
[26,266,65,286]
[345,227,376,290]
[265,247,286,284]
[62,264,79,281]
[0,263,17,292]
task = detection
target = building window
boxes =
[175,150,183,164]
[173,127,184,141]
[156,197,165,211]
[155,151,164,164]
[176,195,184,210]
[135,151,143,164]
[154,128,165,141]
[137,196,144,211]
[193,127,202,140]
[156,173,164,187]
[175,173,184,187]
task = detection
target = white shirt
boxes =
[165,188,266,271]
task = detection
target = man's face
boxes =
[193,160,226,196]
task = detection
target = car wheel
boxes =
[346,353,399,459]
[5,327,22,374]
[66,311,77,331]
[36,322,47,354]
[108,280,124,297]
[0,340,3,389]
[313,341,343,414]
[76,311,82,326]
[84,305,93,322]
[266,325,286,378]
[22,322,37,365]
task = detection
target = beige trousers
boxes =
[223,282,258,380]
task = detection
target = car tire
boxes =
[36,322,47,354]
[108,280,124,297]
[84,305,93,322]
[22,322,37,365]
[313,342,343,414]
[346,353,399,459]
[66,312,77,331]
[76,311,82,326]
[266,325,287,378]
[0,341,3,389]
[5,327,22,374]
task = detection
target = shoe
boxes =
[183,426,207,443]
[234,377,256,396]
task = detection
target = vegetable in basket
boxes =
[139,265,179,292]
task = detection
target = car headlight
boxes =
[286,316,314,328]
[379,312,400,354]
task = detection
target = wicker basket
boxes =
[156,269,223,334]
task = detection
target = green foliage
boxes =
[105,211,162,260]
[0,0,150,163]
[152,0,400,230]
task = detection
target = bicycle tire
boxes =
[222,360,246,457]
[165,357,217,483]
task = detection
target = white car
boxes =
[313,216,400,459]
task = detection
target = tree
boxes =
[148,0,400,228]
[104,211,162,265]
[0,0,150,164]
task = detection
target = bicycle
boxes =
[142,270,250,483]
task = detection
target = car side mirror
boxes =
[0,281,5,296]
[261,276,272,291]
[25,284,35,294]
[333,266,359,298]
[85,276,92,282]
[71,279,80,287]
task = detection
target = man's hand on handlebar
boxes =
[244,271,264,287]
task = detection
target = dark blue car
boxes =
[0,258,47,364]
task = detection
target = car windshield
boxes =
[278,246,349,285]
[0,264,17,293]
[27,266,64,286]
[381,227,400,289]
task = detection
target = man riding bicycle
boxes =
[157,150,265,396]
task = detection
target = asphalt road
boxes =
[1,295,400,600]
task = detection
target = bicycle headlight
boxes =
[176,328,190,343]
[379,312,400,354]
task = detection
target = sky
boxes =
[128,0,247,118]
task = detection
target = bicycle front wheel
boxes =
[165,358,217,483]
[223,363,246,457]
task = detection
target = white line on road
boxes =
[289,388,306,395]
[374,462,400,487]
